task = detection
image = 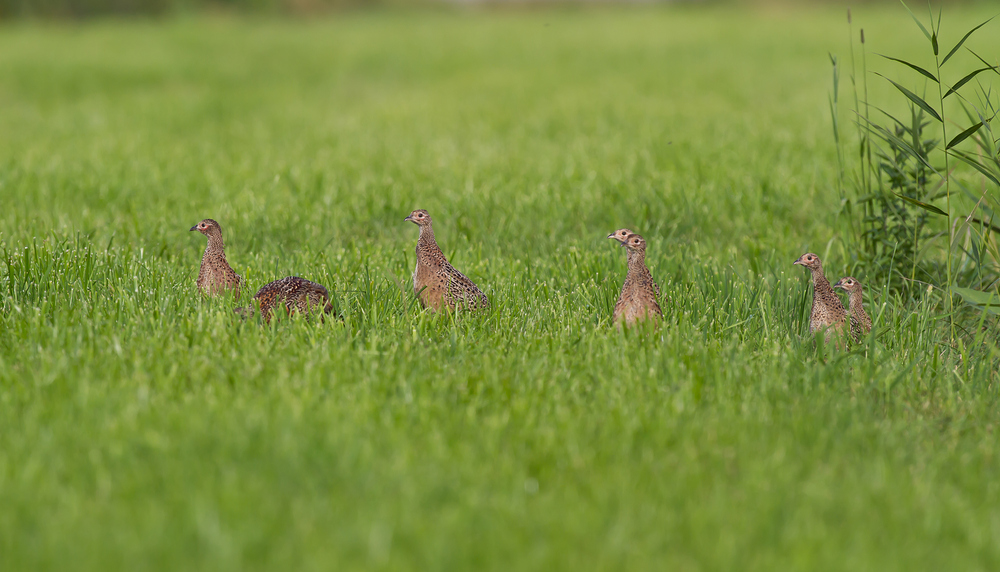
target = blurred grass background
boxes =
[1,0,996,19]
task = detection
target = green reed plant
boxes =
[831,2,1000,342]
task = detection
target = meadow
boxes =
[1,5,999,571]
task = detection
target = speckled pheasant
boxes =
[794,252,848,343]
[612,233,662,326]
[237,276,334,323]
[190,218,241,298]
[608,228,660,298]
[833,276,872,342]
[404,209,489,312]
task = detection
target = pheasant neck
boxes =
[627,249,646,274]
[204,234,226,259]
[850,289,864,312]
[810,267,831,292]
[417,225,438,251]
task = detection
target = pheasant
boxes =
[833,276,872,342]
[404,209,489,312]
[190,218,241,298]
[793,252,848,344]
[237,276,335,324]
[612,233,662,326]
[608,228,660,298]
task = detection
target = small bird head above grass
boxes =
[404,209,432,226]
[833,277,862,293]
[607,228,634,246]
[793,252,822,271]
[624,233,647,253]
[190,218,223,237]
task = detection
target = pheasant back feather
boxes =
[248,276,333,323]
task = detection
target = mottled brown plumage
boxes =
[405,209,489,313]
[612,233,662,326]
[190,218,241,298]
[794,252,848,344]
[833,276,872,342]
[608,228,660,298]
[237,276,334,323]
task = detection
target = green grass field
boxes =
[1,5,999,571]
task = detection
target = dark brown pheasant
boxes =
[612,233,662,326]
[190,218,241,298]
[833,276,872,342]
[794,252,848,344]
[608,228,660,298]
[237,276,334,324]
[404,209,489,313]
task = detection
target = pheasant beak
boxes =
[189,225,198,231]
[793,257,804,266]
[832,279,843,289]
[404,215,414,223]
[606,232,616,239]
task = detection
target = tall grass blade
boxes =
[863,111,936,171]
[944,67,998,98]
[966,49,1000,79]
[951,150,1000,187]
[875,74,942,121]
[879,54,940,83]
[952,286,1000,314]
[946,122,984,150]
[941,17,995,66]
[878,54,939,83]
[895,193,947,216]
[899,0,932,41]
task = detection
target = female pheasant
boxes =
[608,228,660,298]
[404,209,489,312]
[190,218,241,298]
[612,233,662,326]
[794,252,848,344]
[238,276,335,324]
[833,276,872,342]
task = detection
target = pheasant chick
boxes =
[238,276,334,324]
[405,209,489,313]
[833,276,872,342]
[613,233,662,326]
[608,228,660,298]
[190,218,241,298]
[794,252,848,344]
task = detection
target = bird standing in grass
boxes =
[608,228,660,298]
[833,276,872,342]
[404,209,489,312]
[794,252,848,344]
[238,276,335,324]
[190,218,241,298]
[612,233,662,326]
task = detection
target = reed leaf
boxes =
[899,0,932,42]
[874,74,942,121]
[945,122,983,150]
[952,287,1000,314]
[879,54,938,83]
[951,150,1000,187]
[895,193,947,216]
[944,67,997,98]
[941,17,995,66]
